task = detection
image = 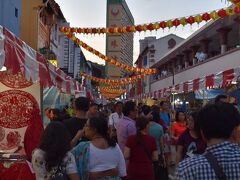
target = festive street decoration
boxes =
[1,26,84,95]
[97,87,127,93]
[80,72,144,85]
[63,33,157,75]
[134,66,240,100]
[100,92,122,99]
[60,7,239,35]
[229,0,240,5]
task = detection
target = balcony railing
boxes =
[150,47,240,91]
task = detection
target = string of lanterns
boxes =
[80,72,144,85]
[60,6,240,35]
[64,33,157,75]
[99,90,124,96]
[101,93,122,99]
[97,87,127,93]
[96,86,126,90]
[230,0,240,5]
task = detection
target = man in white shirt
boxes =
[109,101,123,141]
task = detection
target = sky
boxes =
[55,0,229,65]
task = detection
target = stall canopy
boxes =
[0,25,85,94]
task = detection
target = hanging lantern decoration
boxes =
[100,28,106,34]
[226,8,234,16]
[202,13,210,21]
[180,17,187,26]
[166,20,173,28]
[186,16,195,25]
[109,27,115,33]
[172,19,180,27]
[234,6,240,14]
[147,23,154,31]
[135,25,143,32]
[142,24,148,31]
[217,9,227,18]
[153,22,160,30]
[210,11,219,20]
[67,33,73,39]
[194,15,202,24]
[230,0,240,4]
[159,21,166,29]
[61,6,238,35]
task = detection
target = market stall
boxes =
[0,26,85,179]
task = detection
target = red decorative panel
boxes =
[0,90,39,129]
[0,71,33,88]
[0,127,5,142]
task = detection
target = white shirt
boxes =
[88,143,126,177]
[32,149,78,180]
[108,112,123,128]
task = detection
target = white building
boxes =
[149,15,240,97]
[136,34,184,95]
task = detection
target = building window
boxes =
[15,8,18,18]
[143,56,147,66]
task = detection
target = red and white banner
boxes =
[0,26,85,95]
[138,66,240,100]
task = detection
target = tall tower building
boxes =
[106,0,134,79]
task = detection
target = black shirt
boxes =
[63,117,87,140]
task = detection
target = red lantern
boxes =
[89,47,93,52]
[100,28,105,34]
[64,27,69,32]
[77,28,82,33]
[70,28,75,33]
[83,28,88,34]
[135,25,142,32]
[87,28,92,34]
[95,51,100,56]
[159,21,166,29]
[217,9,227,18]
[126,26,132,32]
[67,34,73,39]
[202,13,210,21]
[118,27,123,33]
[109,27,114,33]
[82,43,87,48]
[92,28,97,34]
[76,39,80,44]
[147,23,154,31]
[232,0,240,4]
[186,16,195,25]
[234,6,240,14]
[172,19,180,27]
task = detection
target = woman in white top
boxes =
[32,122,79,180]
[72,114,126,180]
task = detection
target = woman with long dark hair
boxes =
[176,112,206,165]
[124,117,158,180]
[72,115,126,180]
[32,121,79,180]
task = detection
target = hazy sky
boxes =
[55,0,229,65]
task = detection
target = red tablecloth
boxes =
[0,161,35,180]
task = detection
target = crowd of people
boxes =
[32,95,240,180]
